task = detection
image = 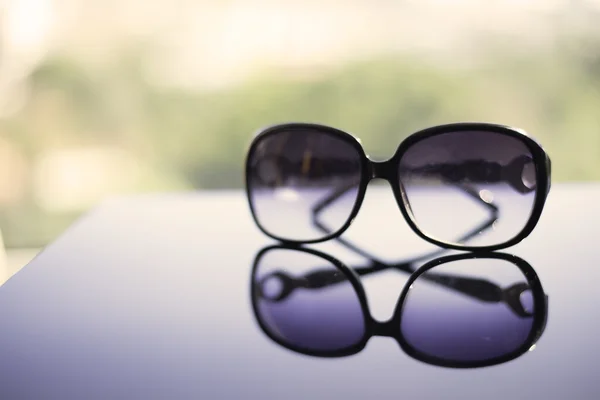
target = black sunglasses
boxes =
[245,122,552,251]
[251,245,548,368]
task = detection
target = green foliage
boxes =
[2,39,600,247]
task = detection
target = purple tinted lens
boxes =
[252,249,366,353]
[400,258,536,363]
[398,130,537,247]
[247,128,362,242]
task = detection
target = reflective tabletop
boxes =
[0,183,597,399]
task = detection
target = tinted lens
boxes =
[400,258,539,364]
[247,127,363,242]
[252,248,366,353]
[398,130,537,247]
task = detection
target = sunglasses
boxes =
[251,245,548,368]
[245,122,552,251]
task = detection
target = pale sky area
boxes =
[1,0,599,89]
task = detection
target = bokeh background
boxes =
[1,0,599,275]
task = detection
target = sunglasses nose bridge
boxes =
[369,159,395,182]
[371,318,397,338]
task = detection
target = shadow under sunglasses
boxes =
[250,245,548,369]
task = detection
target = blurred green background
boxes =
[0,0,600,254]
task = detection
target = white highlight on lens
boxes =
[263,276,284,299]
[492,220,499,231]
[275,188,300,202]
[522,163,537,189]
[479,189,494,204]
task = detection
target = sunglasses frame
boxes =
[245,122,552,251]
[250,245,549,369]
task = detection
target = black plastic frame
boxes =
[250,245,548,369]
[245,122,552,251]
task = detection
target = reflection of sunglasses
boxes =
[250,245,548,368]
[245,122,552,251]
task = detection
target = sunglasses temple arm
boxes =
[311,182,498,263]
[408,157,536,194]
[453,182,499,214]
[260,261,530,317]
[310,180,387,259]
[310,156,530,254]
[312,218,403,264]
[420,274,535,318]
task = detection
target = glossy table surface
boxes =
[0,183,597,399]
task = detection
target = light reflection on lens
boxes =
[399,130,537,247]
[251,246,547,367]
[248,128,362,242]
[400,258,537,363]
[253,249,366,352]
